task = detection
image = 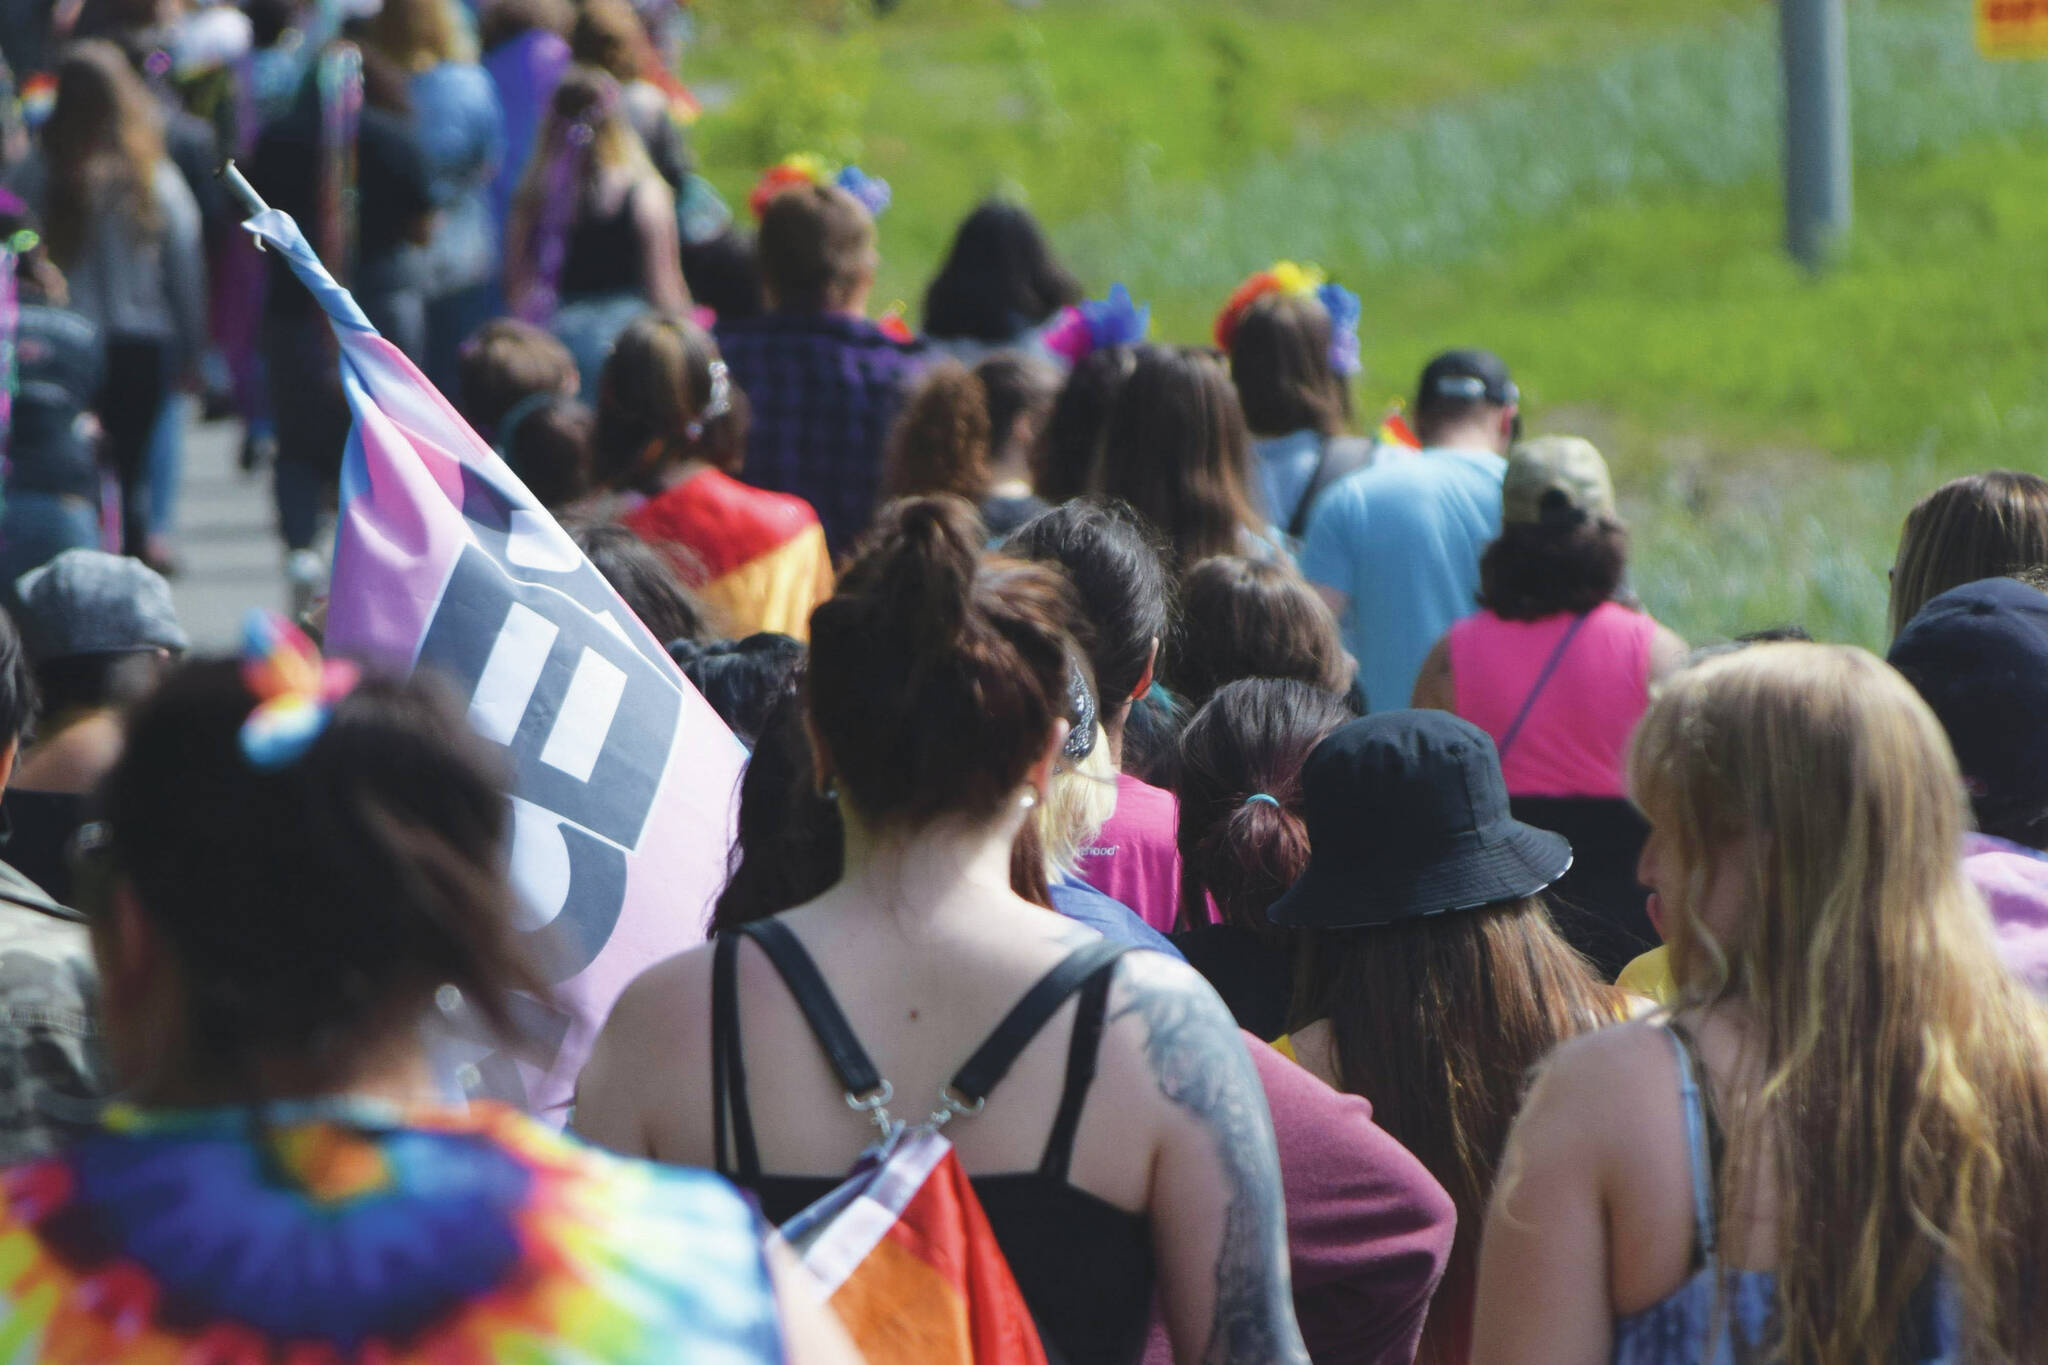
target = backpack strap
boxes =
[949,940,1131,1106]
[1286,434,1375,540]
[737,919,886,1099]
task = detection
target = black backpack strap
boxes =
[736,919,886,1098]
[1287,434,1376,540]
[949,941,1131,1106]
[710,931,760,1180]
[1037,956,1122,1181]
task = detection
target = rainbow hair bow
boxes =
[239,610,360,771]
[1213,261,1363,377]
[747,154,892,221]
[1042,283,1150,366]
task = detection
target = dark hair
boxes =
[1889,470,2048,639]
[101,662,540,1091]
[710,666,1052,935]
[1228,291,1350,438]
[479,0,573,51]
[33,650,166,722]
[1736,624,1814,644]
[757,183,877,315]
[1003,497,1170,709]
[0,608,38,746]
[456,318,578,438]
[1177,679,1351,933]
[501,396,594,510]
[1475,519,1629,621]
[682,228,764,322]
[921,200,1082,344]
[568,523,714,644]
[975,352,1060,461]
[1171,556,1352,709]
[668,633,806,747]
[710,676,840,934]
[1097,345,1265,574]
[883,360,990,503]
[595,313,747,490]
[810,497,1074,825]
[1032,343,1138,504]
[1293,903,1615,1364]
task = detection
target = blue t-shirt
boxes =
[1299,446,1506,713]
[1049,875,1183,958]
[1253,429,1322,532]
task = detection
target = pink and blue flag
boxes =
[243,206,745,1123]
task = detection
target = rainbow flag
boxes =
[244,204,745,1123]
[780,1130,1048,1365]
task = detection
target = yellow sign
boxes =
[1980,0,2048,57]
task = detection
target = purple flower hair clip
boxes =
[1316,281,1362,377]
[1043,283,1151,366]
[833,166,892,219]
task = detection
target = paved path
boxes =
[167,418,289,651]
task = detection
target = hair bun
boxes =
[852,496,983,654]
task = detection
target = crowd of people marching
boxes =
[2,0,2048,1362]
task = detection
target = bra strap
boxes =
[1665,1025,1719,1267]
[737,919,885,1098]
[1037,954,1121,1181]
[950,940,1130,1106]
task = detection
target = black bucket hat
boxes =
[1268,709,1572,928]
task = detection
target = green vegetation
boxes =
[681,0,2048,647]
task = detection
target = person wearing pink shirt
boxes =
[1005,498,1185,932]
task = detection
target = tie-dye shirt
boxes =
[0,1098,783,1365]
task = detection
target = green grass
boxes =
[1410,133,2048,649]
[678,0,2048,648]
[684,0,1761,307]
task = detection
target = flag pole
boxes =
[215,159,271,249]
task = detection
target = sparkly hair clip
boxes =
[1213,261,1362,377]
[747,154,892,221]
[683,359,731,441]
[239,610,360,771]
[1041,283,1150,366]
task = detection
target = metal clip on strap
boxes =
[845,1079,895,1137]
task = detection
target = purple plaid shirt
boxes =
[715,312,929,553]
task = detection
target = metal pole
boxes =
[215,160,270,249]
[1781,0,1852,268]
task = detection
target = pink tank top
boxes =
[1446,601,1657,799]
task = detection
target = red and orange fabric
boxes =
[782,1131,1047,1365]
[623,467,834,640]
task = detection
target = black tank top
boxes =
[711,921,1155,1365]
[557,188,644,301]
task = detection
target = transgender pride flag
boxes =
[244,206,745,1122]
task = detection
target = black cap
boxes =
[1416,348,1518,412]
[1268,709,1571,927]
[1887,576,2048,823]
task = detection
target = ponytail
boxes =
[808,496,1077,826]
[1176,678,1353,932]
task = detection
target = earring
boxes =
[818,778,838,801]
[1020,791,1037,811]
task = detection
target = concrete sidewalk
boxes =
[167,418,290,650]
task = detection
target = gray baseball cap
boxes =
[13,550,190,662]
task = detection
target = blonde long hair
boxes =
[1630,643,2048,1362]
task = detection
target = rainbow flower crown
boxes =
[1213,261,1362,377]
[1042,283,1150,365]
[747,154,892,221]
